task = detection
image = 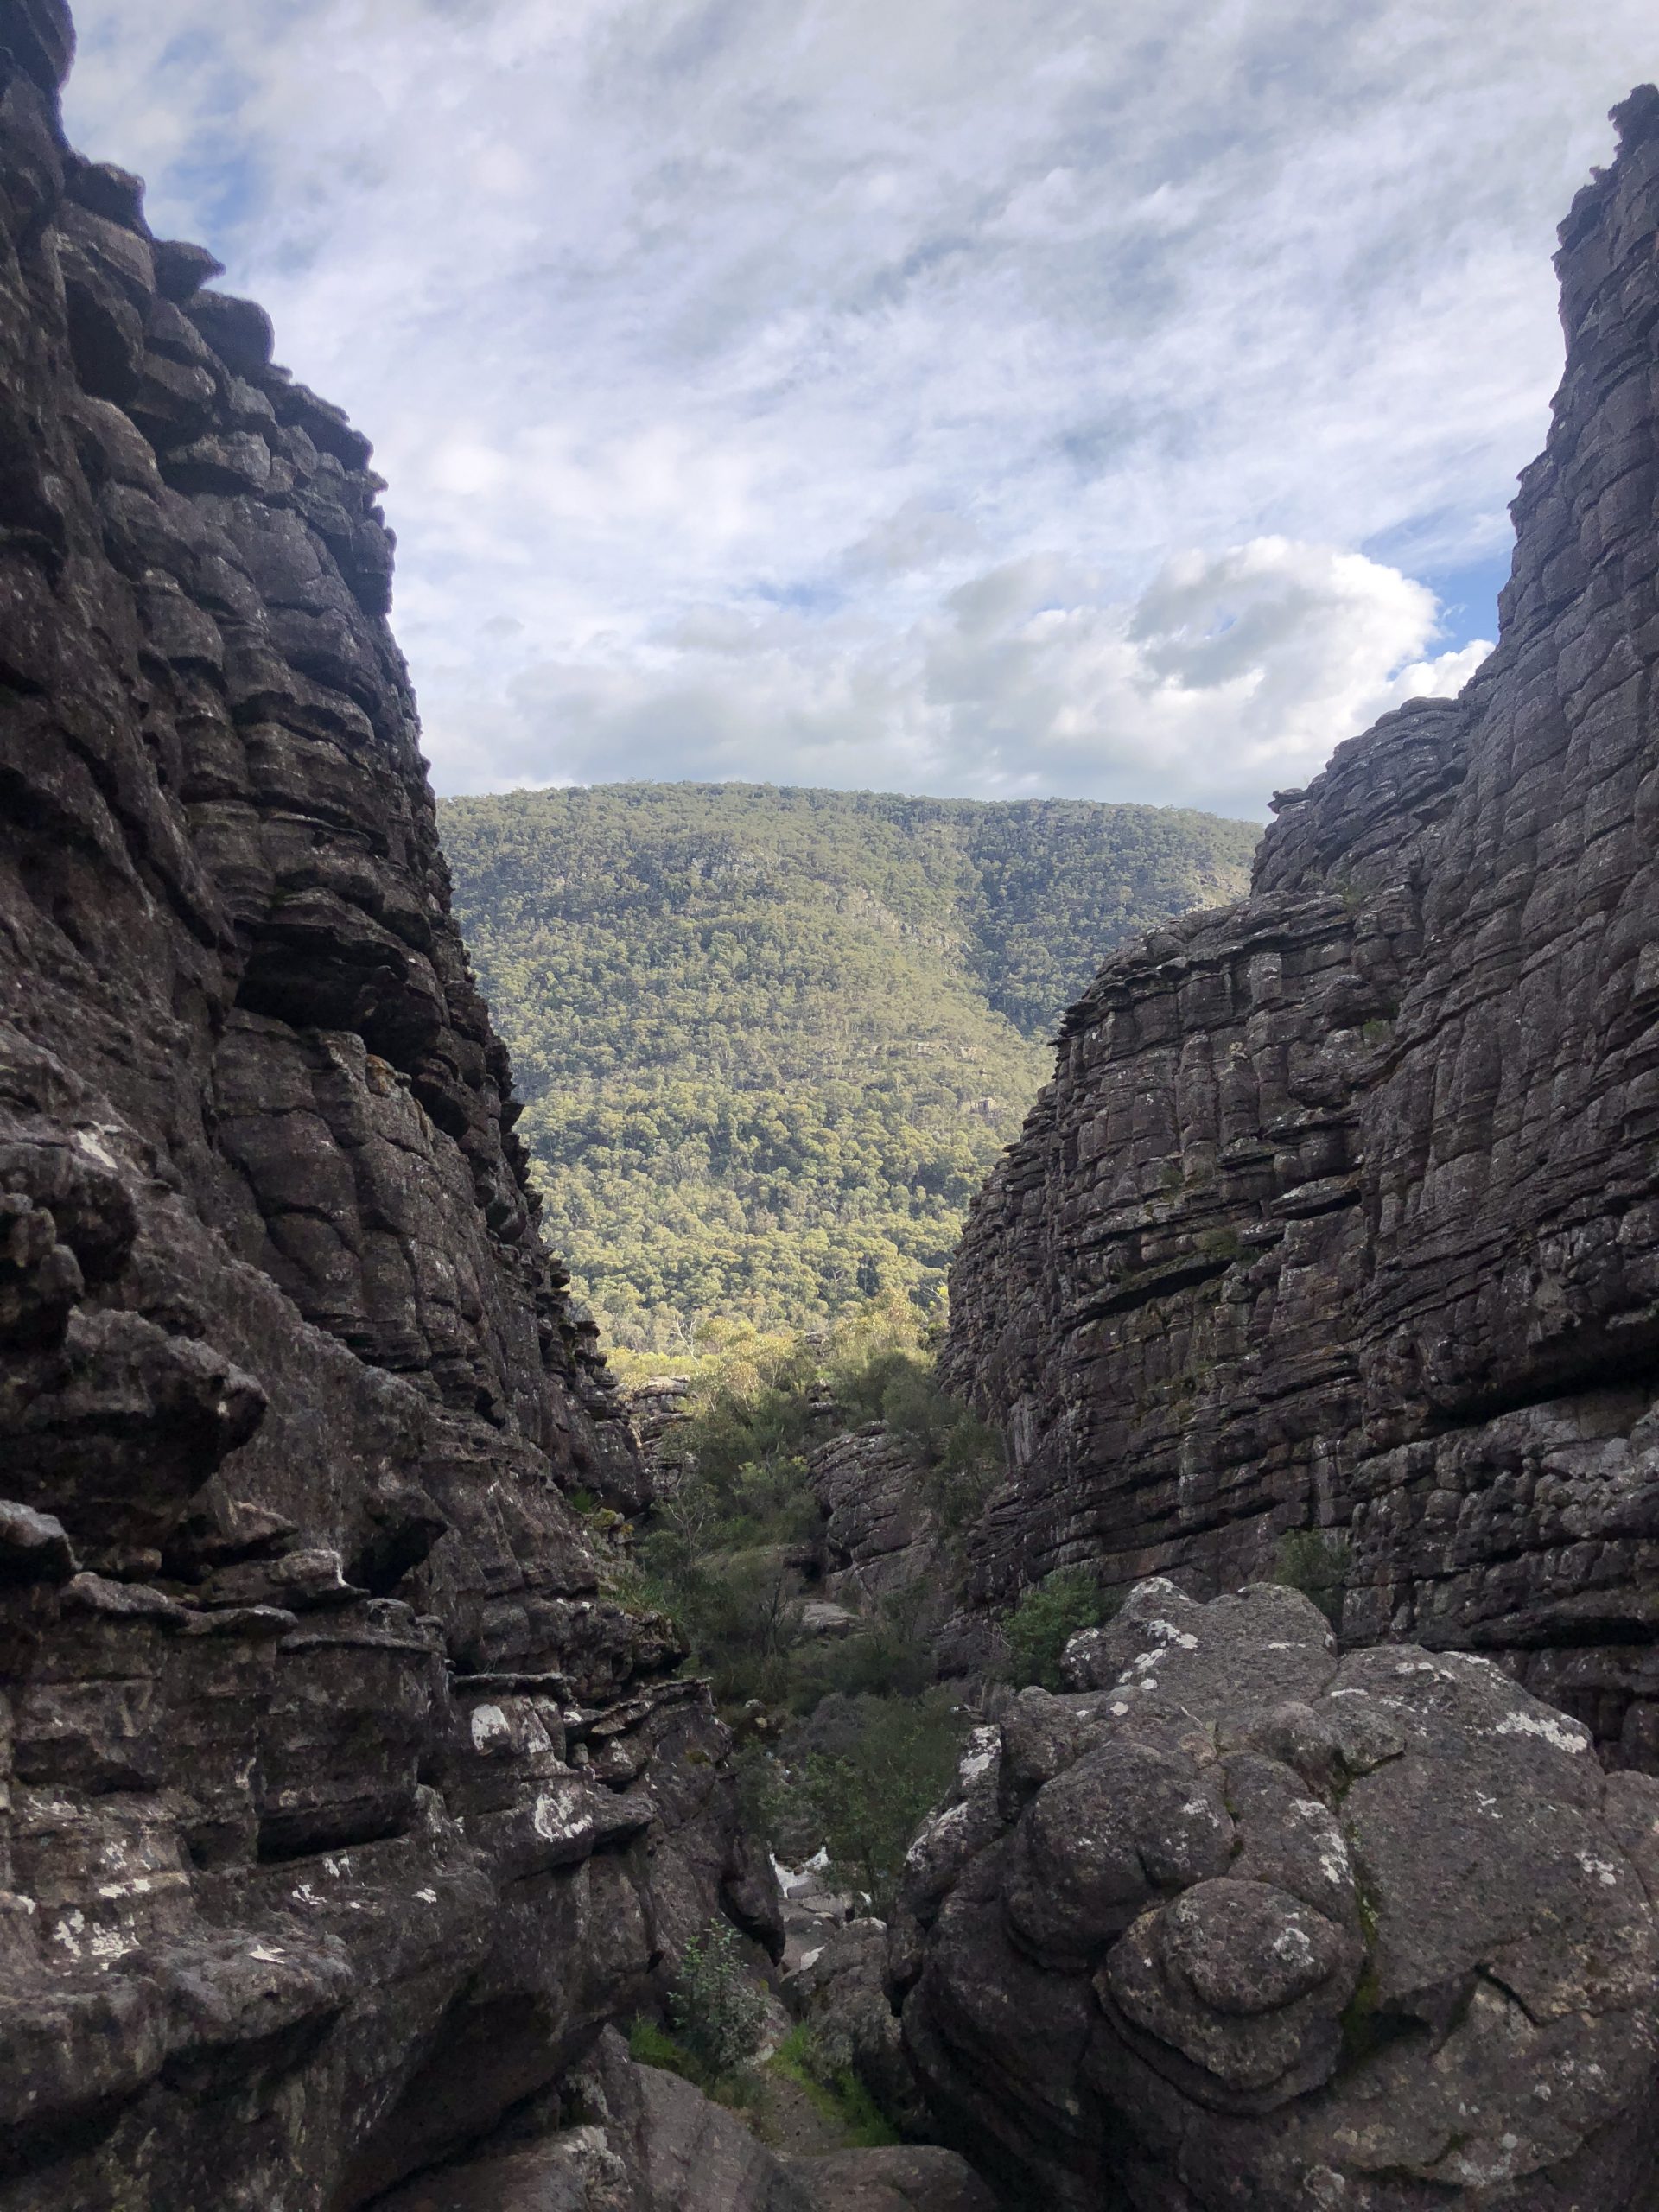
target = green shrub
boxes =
[770,2024,900,2149]
[627,2014,760,2111]
[1003,1565,1117,1690]
[799,1688,968,1918]
[667,1921,769,2078]
[918,1408,1004,1533]
[628,2016,702,2081]
[1268,1529,1351,1630]
[845,1342,1005,1535]
[1195,1226,1242,1263]
[793,1592,937,1707]
[628,1301,1005,1715]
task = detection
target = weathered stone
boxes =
[152,237,224,302]
[0,0,73,94]
[899,1582,1659,2209]
[0,1497,75,1580]
[373,2028,999,2211]
[0,15,775,2207]
[798,1599,861,1639]
[784,1920,931,2139]
[787,2146,998,2212]
[806,1426,954,1637]
[941,85,1659,1775]
[183,286,275,377]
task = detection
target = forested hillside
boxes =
[439,784,1258,1345]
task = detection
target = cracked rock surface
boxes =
[893,1580,1659,2210]
[0,8,778,2206]
[941,86,1659,1766]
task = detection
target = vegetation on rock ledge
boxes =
[597,1300,1004,1921]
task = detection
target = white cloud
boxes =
[479,538,1487,816]
[60,0,1656,815]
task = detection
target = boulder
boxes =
[371,2031,997,2212]
[897,1580,1659,2209]
[785,1919,931,2139]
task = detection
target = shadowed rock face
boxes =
[942,87,1659,1766]
[369,2026,999,2212]
[893,1580,1659,2211]
[0,7,779,2206]
[807,1427,953,1629]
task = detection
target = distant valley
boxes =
[439,781,1259,1347]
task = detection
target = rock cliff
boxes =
[805,1426,953,1637]
[0,8,777,2205]
[943,87,1659,1769]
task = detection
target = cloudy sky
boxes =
[63,1,1656,820]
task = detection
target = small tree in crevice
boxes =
[1002,1566,1119,1690]
[1268,1528,1351,1630]
[667,1920,768,2078]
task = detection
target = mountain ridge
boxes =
[438,779,1260,1344]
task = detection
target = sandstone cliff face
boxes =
[806,1427,952,1631]
[943,87,1659,1769]
[0,9,776,2206]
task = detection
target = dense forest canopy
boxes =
[439,782,1258,1346]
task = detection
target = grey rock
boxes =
[899,1582,1659,2209]
[806,1425,953,1636]
[372,2031,997,2212]
[624,1374,695,1502]
[152,238,225,302]
[788,2146,997,2212]
[183,287,275,377]
[940,85,1659,1777]
[1002,1734,1235,1967]
[0,18,773,2209]
[0,1497,75,1580]
[799,1599,861,1639]
[0,0,73,93]
[785,1919,931,2138]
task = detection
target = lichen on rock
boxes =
[896,1580,1659,2209]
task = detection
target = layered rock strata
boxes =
[0,8,775,2206]
[943,88,1659,1764]
[625,1376,696,1506]
[806,1426,953,1637]
[894,1579,1659,2210]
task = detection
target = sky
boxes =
[62,0,1657,822]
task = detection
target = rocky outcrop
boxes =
[785,1921,933,2142]
[0,8,777,2206]
[625,1376,696,1506]
[806,1426,953,1637]
[893,1579,1659,2210]
[372,2027,995,2211]
[943,87,1659,1767]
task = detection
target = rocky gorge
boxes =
[6,1,1659,2208]
[896,77,1659,2212]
